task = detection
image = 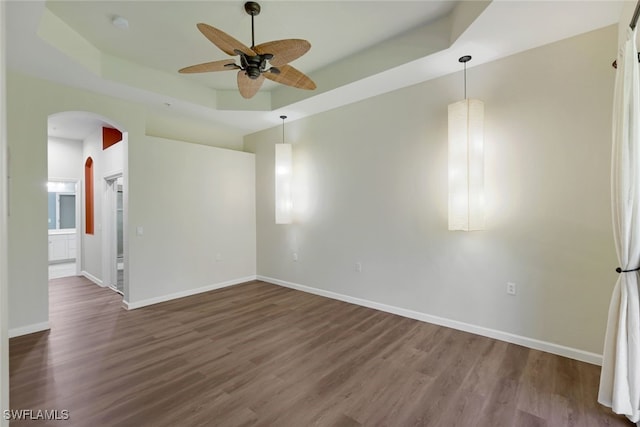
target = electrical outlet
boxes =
[506,282,517,295]
[356,262,362,273]
[216,253,222,262]
[293,252,298,262]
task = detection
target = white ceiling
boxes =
[45,1,457,91]
[6,1,626,141]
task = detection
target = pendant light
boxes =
[448,55,485,231]
[275,115,292,224]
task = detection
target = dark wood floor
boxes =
[9,277,631,426]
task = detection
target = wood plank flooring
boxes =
[9,277,632,426]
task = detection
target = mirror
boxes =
[48,181,76,230]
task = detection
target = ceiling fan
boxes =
[179,1,317,99]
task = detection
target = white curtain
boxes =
[598,27,640,424]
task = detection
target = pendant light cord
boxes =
[458,55,471,100]
[463,61,467,99]
[280,115,287,144]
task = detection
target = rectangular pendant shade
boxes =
[448,98,485,231]
[275,143,292,224]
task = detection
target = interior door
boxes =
[104,175,124,295]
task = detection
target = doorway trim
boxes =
[102,172,123,295]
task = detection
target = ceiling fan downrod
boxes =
[241,1,278,80]
[244,1,261,49]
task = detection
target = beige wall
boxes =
[126,136,256,305]
[245,25,618,358]
[0,0,8,422]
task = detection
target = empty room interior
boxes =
[1,0,639,425]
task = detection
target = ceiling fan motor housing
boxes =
[247,66,261,79]
[240,53,270,79]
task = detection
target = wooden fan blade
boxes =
[265,65,316,90]
[197,23,255,57]
[179,60,237,74]
[237,71,265,99]
[253,39,311,66]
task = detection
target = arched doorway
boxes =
[47,111,129,301]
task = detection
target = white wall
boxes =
[245,25,617,360]
[126,136,256,306]
[47,136,82,180]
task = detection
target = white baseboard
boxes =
[257,275,603,366]
[123,275,258,310]
[9,321,50,338]
[81,271,103,286]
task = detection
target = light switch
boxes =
[136,226,144,236]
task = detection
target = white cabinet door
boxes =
[48,233,76,262]
[67,235,77,259]
[49,235,67,261]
